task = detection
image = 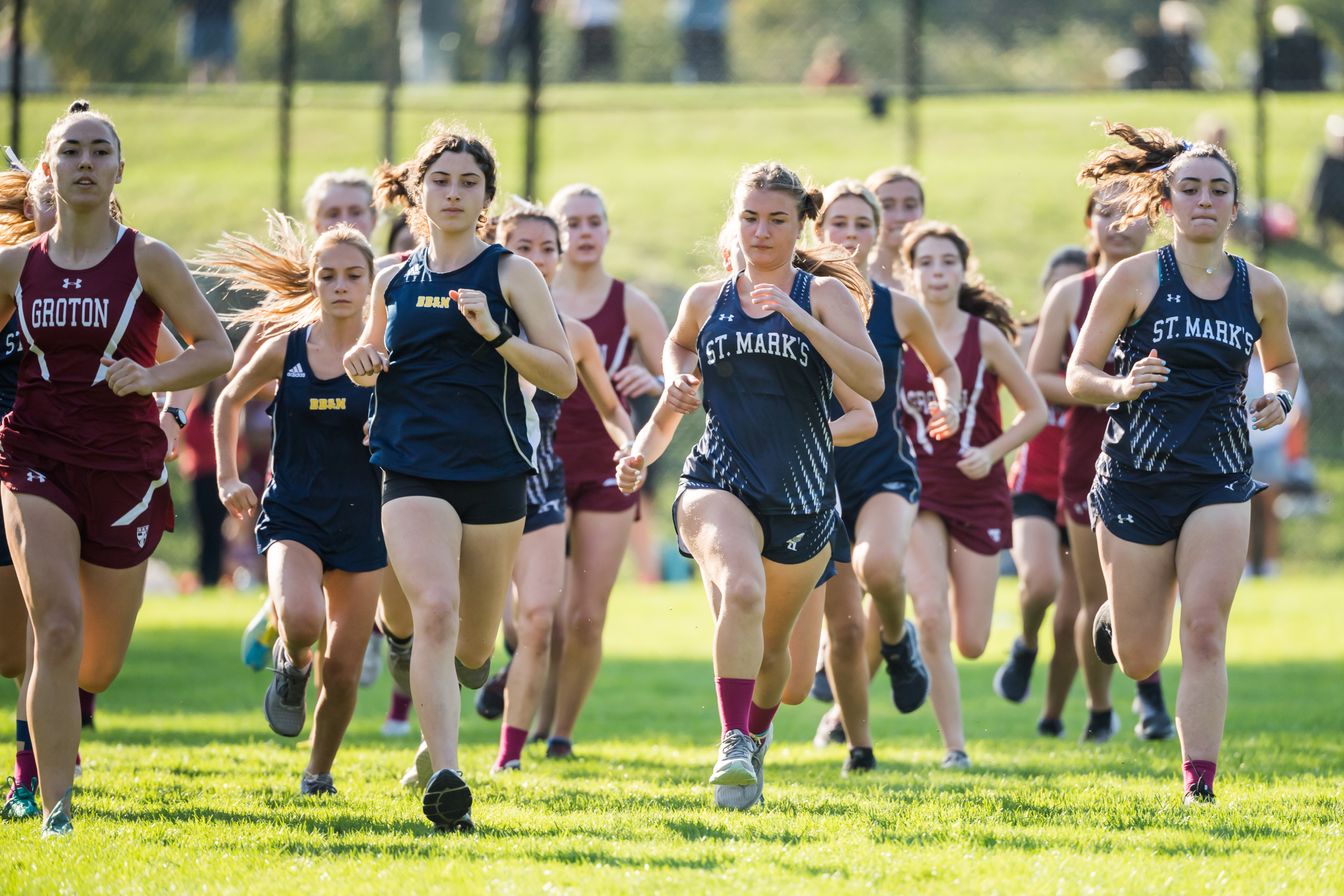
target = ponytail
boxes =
[902,221,1016,340]
[794,244,872,321]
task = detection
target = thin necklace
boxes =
[1175,253,1223,276]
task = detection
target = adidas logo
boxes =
[285,364,306,378]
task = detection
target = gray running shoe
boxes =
[40,794,74,839]
[360,633,381,688]
[455,655,491,690]
[300,772,337,796]
[263,641,311,738]
[709,729,756,786]
[401,738,432,792]
[383,631,413,696]
[714,725,771,810]
[812,708,846,749]
[1080,708,1121,744]
[940,749,972,770]
[491,759,522,775]
[423,768,473,832]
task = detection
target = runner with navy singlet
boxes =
[0,101,233,836]
[798,180,962,776]
[1067,123,1299,804]
[898,221,1047,770]
[867,167,926,292]
[343,124,575,832]
[485,199,633,775]
[991,246,1086,737]
[536,183,667,759]
[200,215,385,798]
[617,162,883,810]
[1026,188,1175,745]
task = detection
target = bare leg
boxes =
[823,563,872,748]
[904,512,962,752]
[1041,547,1081,721]
[306,569,381,775]
[504,523,566,734]
[783,584,827,705]
[1067,518,1115,713]
[1010,517,1062,651]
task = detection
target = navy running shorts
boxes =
[1088,461,1265,546]
[672,481,836,566]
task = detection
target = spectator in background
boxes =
[1245,354,1310,578]
[1264,5,1326,92]
[479,0,528,82]
[568,0,620,81]
[803,36,857,88]
[1310,114,1344,251]
[671,0,728,84]
[400,0,460,84]
[181,0,238,87]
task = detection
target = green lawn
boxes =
[8,85,1341,311]
[2,572,1340,894]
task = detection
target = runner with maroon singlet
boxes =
[0,101,232,836]
[537,183,668,758]
[899,221,1046,770]
[1028,187,1174,743]
[992,246,1085,736]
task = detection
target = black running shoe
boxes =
[1036,716,1064,738]
[1184,778,1216,806]
[1132,682,1175,741]
[880,620,930,714]
[841,746,876,777]
[992,637,1037,704]
[1092,601,1118,665]
[810,666,834,704]
[474,660,510,720]
[1080,708,1120,743]
[545,737,573,759]
[423,768,473,832]
[812,710,846,749]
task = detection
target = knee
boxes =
[1180,609,1228,665]
[456,639,495,670]
[317,655,360,698]
[911,600,950,646]
[955,631,989,660]
[515,603,556,650]
[276,602,324,645]
[1020,567,1060,608]
[1052,606,1077,641]
[77,662,119,694]
[1114,638,1164,681]
[780,681,809,706]
[411,590,460,644]
[32,608,80,659]
[827,615,866,658]
[859,555,905,602]
[564,601,608,645]
[719,573,766,624]
[0,643,24,680]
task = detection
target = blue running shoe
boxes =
[241,600,277,671]
[2,777,39,820]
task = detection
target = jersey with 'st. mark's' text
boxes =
[1100,245,1261,477]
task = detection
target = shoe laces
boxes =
[720,729,754,763]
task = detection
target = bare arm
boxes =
[491,254,576,398]
[956,322,1046,481]
[830,378,876,448]
[568,317,635,451]
[214,334,286,519]
[755,277,882,400]
[659,282,716,414]
[610,285,671,400]
[342,266,393,386]
[893,289,962,437]
[1029,277,1087,407]
[1066,254,1165,405]
[1248,266,1301,431]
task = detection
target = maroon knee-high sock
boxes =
[747,701,779,737]
[715,677,754,735]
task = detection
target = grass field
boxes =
[7,85,1342,310]
[1,572,1341,894]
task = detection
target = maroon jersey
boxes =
[1009,407,1065,503]
[1,227,166,472]
[901,316,1012,552]
[553,279,634,482]
[1058,270,1109,524]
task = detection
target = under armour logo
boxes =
[136,525,149,548]
[1225,482,1238,490]
[718,313,735,321]
[1118,513,1135,524]
[988,528,1002,543]
[1165,293,1181,303]
[26,469,45,483]
[63,278,82,289]
[784,532,804,552]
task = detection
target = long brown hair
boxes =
[194,211,374,341]
[901,221,1016,340]
[734,161,873,320]
[373,122,498,242]
[1078,121,1239,229]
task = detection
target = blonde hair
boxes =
[816,179,882,233]
[497,195,562,248]
[864,166,924,206]
[547,183,608,223]
[302,169,374,226]
[373,122,498,242]
[733,161,872,320]
[195,211,374,340]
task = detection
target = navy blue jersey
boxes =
[682,270,834,516]
[829,281,918,511]
[1101,246,1261,477]
[525,388,563,510]
[370,244,538,481]
[0,316,22,416]
[258,326,382,558]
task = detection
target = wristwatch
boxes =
[163,406,188,429]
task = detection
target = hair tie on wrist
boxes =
[1274,389,1293,417]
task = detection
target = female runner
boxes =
[617,162,883,809]
[867,166,926,290]
[898,221,1046,769]
[1068,124,1297,802]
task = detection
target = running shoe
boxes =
[545,737,574,760]
[812,708,846,749]
[1184,778,1216,806]
[940,750,972,770]
[73,752,82,779]
[880,620,930,713]
[474,660,510,720]
[263,641,311,738]
[714,725,771,810]
[455,656,491,690]
[1080,708,1121,744]
[809,666,834,703]
[241,600,278,671]
[381,718,412,737]
[992,637,1037,704]
[2,777,39,820]
[491,759,522,775]
[842,746,876,777]
[708,729,756,787]
[1036,717,1064,738]
[383,631,413,696]
[299,772,337,796]
[1092,601,1118,665]
[401,738,432,792]
[40,796,73,839]
[1133,684,1175,741]
[423,768,473,832]
[360,633,382,688]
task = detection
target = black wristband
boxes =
[473,323,515,358]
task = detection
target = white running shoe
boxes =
[708,729,756,787]
[360,634,382,688]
